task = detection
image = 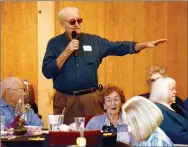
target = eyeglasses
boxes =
[64,18,83,25]
[8,88,26,93]
[150,77,160,83]
[105,97,121,104]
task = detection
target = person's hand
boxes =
[145,39,167,48]
[69,122,77,131]
[66,39,79,55]
[59,124,69,131]
[135,39,167,52]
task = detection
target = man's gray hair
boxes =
[1,77,22,94]
[58,7,80,22]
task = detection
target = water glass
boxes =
[48,115,64,131]
[1,115,5,132]
[74,117,85,131]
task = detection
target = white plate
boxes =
[1,131,8,135]
[32,132,42,136]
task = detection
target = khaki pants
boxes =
[53,90,104,125]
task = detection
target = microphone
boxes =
[72,31,78,56]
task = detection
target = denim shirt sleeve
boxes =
[85,118,94,130]
[1,105,14,126]
[26,109,43,127]
[42,39,60,79]
[85,114,105,130]
[97,36,137,58]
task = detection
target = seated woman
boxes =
[149,77,188,144]
[85,85,133,145]
[140,65,187,112]
[122,96,173,146]
[0,77,43,127]
[139,65,167,98]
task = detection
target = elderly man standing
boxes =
[0,77,43,127]
[42,6,166,124]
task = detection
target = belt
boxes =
[63,87,98,96]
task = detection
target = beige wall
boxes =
[54,1,188,99]
[37,1,54,127]
[1,1,38,100]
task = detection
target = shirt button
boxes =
[77,64,79,67]
[78,73,79,76]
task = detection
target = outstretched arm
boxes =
[135,39,167,52]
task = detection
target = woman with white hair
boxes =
[149,77,188,144]
[122,96,173,146]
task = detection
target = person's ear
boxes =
[60,21,65,27]
[103,104,106,110]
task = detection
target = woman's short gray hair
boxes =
[122,96,163,142]
[149,77,176,103]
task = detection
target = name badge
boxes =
[83,45,92,51]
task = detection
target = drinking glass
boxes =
[48,115,64,131]
[74,117,85,131]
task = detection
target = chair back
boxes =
[85,115,94,127]
[49,130,102,146]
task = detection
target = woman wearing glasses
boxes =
[0,77,43,127]
[86,85,133,145]
[139,65,167,98]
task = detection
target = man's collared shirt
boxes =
[0,98,43,127]
[42,33,137,92]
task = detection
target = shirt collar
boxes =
[104,113,124,126]
[64,32,82,41]
[0,98,8,107]
[160,102,175,111]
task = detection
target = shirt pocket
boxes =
[83,50,97,67]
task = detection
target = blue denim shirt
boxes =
[85,113,134,145]
[42,33,137,92]
[135,127,174,146]
[0,98,43,127]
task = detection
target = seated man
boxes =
[0,77,43,127]
[85,85,133,145]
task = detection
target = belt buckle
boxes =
[73,91,80,96]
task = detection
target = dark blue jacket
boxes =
[156,103,188,144]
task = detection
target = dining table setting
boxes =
[1,115,130,147]
[1,126,48,147]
